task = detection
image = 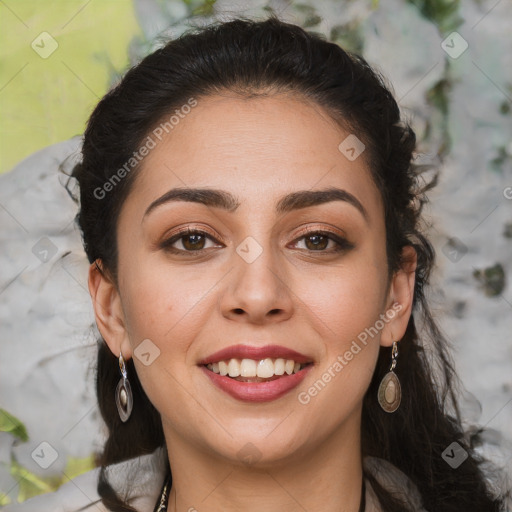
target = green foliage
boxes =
[65,454,97,481]
[473,263,506,297]
[0,409,29,442]
[503,222,512,239]
[490,146,509,172]
[182,0,217,16]
[293,3,323,28]
[9,460,56,503]
[499,86,512,115]
[406,0,463,33]
[0,492,11,506]
[0,409,96,504]
[7,455,97,503]
[426,78,451,117]
[330,21,365,54]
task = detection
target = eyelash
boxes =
[160,228,223,255]
[291,228,354,253]
[160,227,353,256]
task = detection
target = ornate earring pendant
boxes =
[377,341,401,413]
[115,353,133,422]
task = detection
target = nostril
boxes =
[233,308,244,315]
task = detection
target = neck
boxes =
[163,415,364,512]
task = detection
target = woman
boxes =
[7,16,507,512]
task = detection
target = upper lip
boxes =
[198,344,313,365]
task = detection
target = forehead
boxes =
[125,93,382,218]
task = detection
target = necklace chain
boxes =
[153,472,171,512]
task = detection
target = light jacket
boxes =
[3,447,427,511]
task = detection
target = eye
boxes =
[290,230,353,253]
[160,228,223,254]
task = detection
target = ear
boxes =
[380,246,417,347]
[88,260,132,359]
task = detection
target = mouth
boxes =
[199,345,314,402]
[204,358,312,382]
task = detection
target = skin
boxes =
[89,92,416,512]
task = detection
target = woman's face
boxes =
[91,92,414,467]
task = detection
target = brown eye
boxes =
[291,230,354,253]
[182,233,206,250]
[304,234,329,250]
[160,229,223,254]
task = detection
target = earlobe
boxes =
[380,246,417,347]
[88,260,132,359]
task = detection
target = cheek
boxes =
[119,257,219,347]
[293,253,388,409]
[300,256,388,347]
[117,262,216,420]
[295,271,385,429]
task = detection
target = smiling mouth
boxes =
[204,358,312,382]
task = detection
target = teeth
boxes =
[218,360,228,376]
[257,358,274,378]
[274,358,285,375]
[228,359,241,377]
[240,359,257,377]
[206,358,306,378]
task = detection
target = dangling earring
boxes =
[377,341,401,413]
[115,352,133,422]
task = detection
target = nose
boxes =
[220,240,294,325]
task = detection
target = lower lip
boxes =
[200,365,312,402]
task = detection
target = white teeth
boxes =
[257,358,275,378]
[274,358,285,375]
[240,359,257,377]
[228,359,241,377]
[218,360,228,376]
[206,357,307,378]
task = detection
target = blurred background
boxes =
[0,0,511,506]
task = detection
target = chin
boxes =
[202,424,315,469]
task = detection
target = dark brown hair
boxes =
[69,16,507,512]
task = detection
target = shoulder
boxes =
[3,447,167,512]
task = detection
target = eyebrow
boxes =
[143,186,368,221]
